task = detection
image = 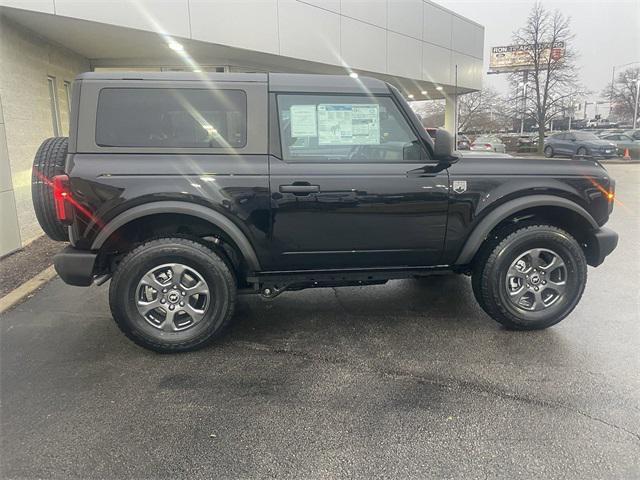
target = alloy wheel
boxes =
[135,263,210,332]
[505,248,567,312]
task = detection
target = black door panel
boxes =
[268,159,449,270]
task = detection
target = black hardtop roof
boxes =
[75,71,391,94]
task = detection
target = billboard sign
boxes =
[489,42,565,73]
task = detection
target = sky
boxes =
[436,0,640,101]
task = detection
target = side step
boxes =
[246,265,452,298]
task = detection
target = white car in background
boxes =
[470,135,507,153]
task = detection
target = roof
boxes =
[74,71,391,94]
[76,72,268,82]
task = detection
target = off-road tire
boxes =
[109,237,236,353]
[472,225,587,330]
[31,137,69,241]
[544,145,554,158]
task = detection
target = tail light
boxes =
[52,174,73,223]
[484,144,492,149]
[607,179,616,214]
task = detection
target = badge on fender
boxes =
[452,180,467,194]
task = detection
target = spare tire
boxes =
[31,137,69,241]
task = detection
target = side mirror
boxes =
[433,129,459,163]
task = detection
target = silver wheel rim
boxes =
[135,263,210,332]
[505,248,567,312]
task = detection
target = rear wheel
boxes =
[472,225,587,330]
[31,137,69,241]
[109,237,236,352]
[544,145,554,158]
[577,146,588,156]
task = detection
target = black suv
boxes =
[32,72,618,352]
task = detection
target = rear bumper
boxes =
[53,246,97,286]
[586,227,618,267]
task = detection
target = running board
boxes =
[246,265,453,298]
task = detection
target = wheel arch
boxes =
[91,201,261,272]
[454,195,598,266]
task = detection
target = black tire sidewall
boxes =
[110,240,235,351]
[577,147,588,156]
[31,137,69,241]
[485,228,586,329]
[544,146,553,157]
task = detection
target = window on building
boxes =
[47,76,61,137]
[64,81,72,119]
[95,88,247,148]
[277,94,427,162]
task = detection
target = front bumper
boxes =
[586,227,619,267]
[53,246,97,286]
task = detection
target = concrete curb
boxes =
[0,266,57,315]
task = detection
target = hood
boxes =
[448,155,609,178]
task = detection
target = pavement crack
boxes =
[232,340,640,444]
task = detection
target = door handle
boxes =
[279,183,320,195]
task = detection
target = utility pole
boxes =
[634,77,640,129]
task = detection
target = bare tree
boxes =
[509,2,585,152]
[603,66,640,123]
[458,87,510,133]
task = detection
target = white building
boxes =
[0,0,484,255]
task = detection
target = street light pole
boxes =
[634,77,640,130]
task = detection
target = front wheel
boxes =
[109,238,236,352]
[577,146,588,156]
[472,225,587,330]
[544,145,554,158]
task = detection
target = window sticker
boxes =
[290,105,317,137]
[317,104,380,145]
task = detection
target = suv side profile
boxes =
[32,72,618,352]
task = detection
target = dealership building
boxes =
[0,0,484,256]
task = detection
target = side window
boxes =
[96,88,247,148]
[277,94,427,162]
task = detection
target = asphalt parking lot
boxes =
[1,164,639,479]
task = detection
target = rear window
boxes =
[95,88,247,148]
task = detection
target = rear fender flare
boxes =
[90,201,261,271]
[454,195,598,265]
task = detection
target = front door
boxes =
[266,93,449,271]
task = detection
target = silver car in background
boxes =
[470,135,507,153]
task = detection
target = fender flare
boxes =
[454,194,598,265]
[91,201,261,271]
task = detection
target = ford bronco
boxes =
[32,72,618,352]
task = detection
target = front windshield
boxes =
[573,132,599,141]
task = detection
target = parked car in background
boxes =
[544,131,617,158]
[425,127,437,139]
[623,129,640,141]
[470,135,506,153]
[600,133,640,158]
[457,134,471,150]
[516,134,540,153]
[586,118,617,129]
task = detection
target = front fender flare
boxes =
[454,194,598,266]
[91,201,261,271]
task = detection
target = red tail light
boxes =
[484,144,492,148]
[52,174,73,223]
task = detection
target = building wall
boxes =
[0,15,89,246]
[0,0,484,90]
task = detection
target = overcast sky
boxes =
[436,0,640,99]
